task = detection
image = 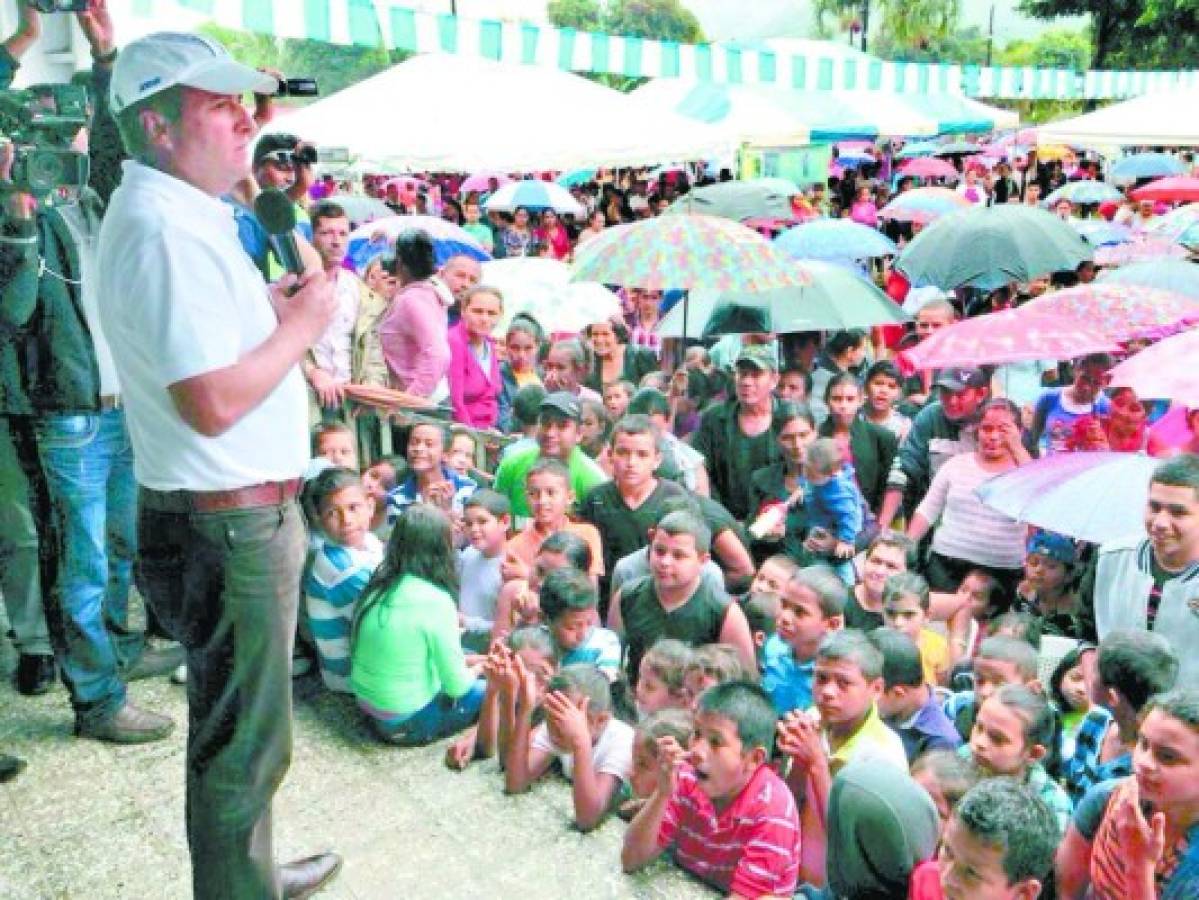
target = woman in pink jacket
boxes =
[379,230,453,400]
[447,286,503,428]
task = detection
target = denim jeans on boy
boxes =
[370,679,487,747]
[35,408,139,727]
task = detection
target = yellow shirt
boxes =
[820,704,910,775]
[918,628,952,687]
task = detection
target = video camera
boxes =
[25,0,89,12]
[0,84,90,199]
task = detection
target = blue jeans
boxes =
[35,409,138,725]
[0,416,52,655]
[369,679,487,746]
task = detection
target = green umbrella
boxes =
[655,261,910,337]
[666,177,799,222]
[895,204,1093,292]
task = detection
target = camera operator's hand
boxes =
[3,4,41,60]
[252,67,283,127]
[0,143,36,221]
[77,1,115,62]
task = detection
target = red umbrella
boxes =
[1130,176,1199,203]
[898,308,1117,371]
[899,157,960,180]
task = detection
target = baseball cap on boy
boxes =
[111,32,277,115]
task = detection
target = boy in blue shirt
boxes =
[871,628,962,763]
[539,568,622,681]
[762,567,846,715]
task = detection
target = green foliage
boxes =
[1018,0,1199,69]
[546,0,603,32]
[196,22,409,101]
[812,0,962,55]
[998,27,1091,70]
[548,0,705,42]
[875,24,988,64]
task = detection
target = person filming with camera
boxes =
[1,0,184,747]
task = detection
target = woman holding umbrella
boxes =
[583,318,659,395]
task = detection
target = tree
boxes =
[812,0,961,55]
[1018,0,1199,69]
[604,0,705,43]
[546,0,603,32]
[998,27,1091,70]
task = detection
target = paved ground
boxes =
[0,627,714,899]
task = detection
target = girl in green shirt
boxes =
[351,504,485,746]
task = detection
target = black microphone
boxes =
[254,189,304,278]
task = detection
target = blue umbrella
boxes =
[345,215,491,271]
[557,168,597,188]
[1098,260,1199,300]
[1074,219,1133,247]
[775,219,898,261]
[1045,181,1123,206]
[485,180,586,215]
[1111,152,1186,181]
[896,140,939,159]
[835,149,875,168]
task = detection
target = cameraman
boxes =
[0,1,176,744]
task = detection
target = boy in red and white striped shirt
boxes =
[621,681,801,899]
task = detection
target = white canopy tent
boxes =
[1038,87,1199,147]
[263,54,733,172]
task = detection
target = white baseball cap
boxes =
[110,31,278,114]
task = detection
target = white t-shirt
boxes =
[97,162,307,490]
[531,716,634,783]
[457,547,502,633]
[312,268,361,382]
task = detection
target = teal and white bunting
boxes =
[115,0,1199,102]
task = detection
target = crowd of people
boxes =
[3,6,1199,899]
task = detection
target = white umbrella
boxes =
[975,452,1157,544]
[480,258,620,336]
[484,180,586,216]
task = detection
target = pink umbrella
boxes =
[899,157,960,181]
[1020,283,1199,343]
[898,308,1117,371]
[1130,176,1199,204]
[1095,238,1189,267]
[459,171,512,194]
[1108,327,1199,405]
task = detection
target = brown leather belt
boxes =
[140,478,303,514]
[99,394,121,411]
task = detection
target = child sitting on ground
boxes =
[539,568,622,681]
[961,684,1074,834]
[504,663,634,831]
[684,644,753,705]
[950,568,1006,665]
[503,458,604,584]
[908,778,1060,900]
[803,437,867,585]
[493,530,594,639]
[457,490,511,651]
[309,420,358,475]
[762,567,846,716]
[445,626,558,771]
[739,592,779,666]
[622,682,802,898]
[623,708,695,820]
[943,634,1041,743]
[871,628,962,763]
[447,427,483,484]
[880,572,951,686]
[303,468,384,693]
[603,379,634,421]
[634,638,692,719]
[1050,644,1094,761]
[747,553,800,602]
[361,457,400,536]
[909,748,979,825]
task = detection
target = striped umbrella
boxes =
[570,214,810,292]
[879,187,970,224]
[1020,283,1199,342]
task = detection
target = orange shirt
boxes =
[505,522,605,579]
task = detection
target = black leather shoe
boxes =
[0,753,26,783]
[76,702,174,745]
[120,644,186,682]
[280,852,343,899]
[15,653,56,696]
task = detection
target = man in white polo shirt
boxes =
[98,32,341,899]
